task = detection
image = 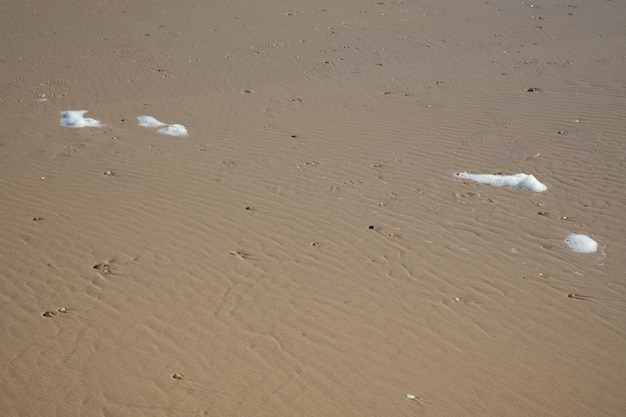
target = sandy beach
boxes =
[1,1,625,416]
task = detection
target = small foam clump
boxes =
[565,234,598,253]
[455,172,547,192]
[137,115,166,128]
[138,115,188,137]
[60,110,102,128]
[159,124,187,137]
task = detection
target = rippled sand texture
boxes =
[1,0,625,416]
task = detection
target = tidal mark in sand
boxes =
[32,216,42,221]
[169,372,229,396]
[448,296,483,306]
[537,212,576,222]
[60,110,102,128]
[567,293,591,301]
[455,172,547,192]
[92,261,112,274]
[522,272,549,280]
[405,394,425,404]
[228,250,252,259]
[454,191,493,204]
[42,308,68,317]
[565,234,598,253]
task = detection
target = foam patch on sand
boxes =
[565,234,598,253]
[455,172,547,192]
[159,124,187,137]
[60,110,102,128]
[138,115,188,137]
[137,115,167,128]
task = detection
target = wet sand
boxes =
[1,1,625,416]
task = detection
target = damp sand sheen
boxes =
[1,1,625,417]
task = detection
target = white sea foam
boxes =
[565,234,598,253]
[60,110,102,128]
[159,124,188,137]
[455,172,547,192]
[137,115,166,128]
[138,115,188,136]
